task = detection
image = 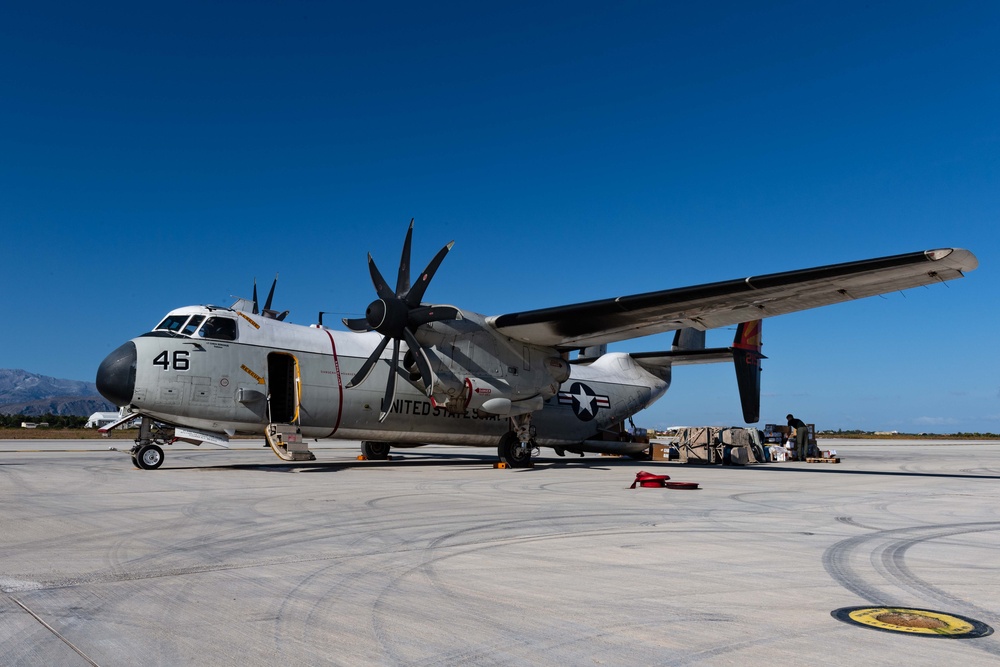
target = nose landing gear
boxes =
[132,443,164,470]
[128,417,174,470]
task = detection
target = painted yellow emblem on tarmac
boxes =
[849,608,971,635]
[832,606,993,638]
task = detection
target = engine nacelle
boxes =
[544,356,570,383]
[464,377,503,411]
[430,375,514,415]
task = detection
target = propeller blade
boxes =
[408,305,461,327]
[263,273,278,312]
[343,317,373,333]
[379,338,401,422]
[406,240,455,307]
[402,327,436,396]
[252,279,259,315]
[396,219,413,297]
[368,254,396,301]
[346,334,391,388]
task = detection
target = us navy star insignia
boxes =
[558,382,611,422]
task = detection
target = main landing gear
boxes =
[361,441,391,460]
[497,414,537,468]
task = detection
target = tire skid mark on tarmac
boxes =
[835,516,883,532]
[876,528,999,615]
[368,517,735,665]
[411,542,737,667]
[272,492,676,660]
[823,520,1000,656]
[269,501,421,659]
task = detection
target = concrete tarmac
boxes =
[1,438,999,666]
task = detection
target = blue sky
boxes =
[2,1,997,432]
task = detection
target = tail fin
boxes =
[732,320,765,423]
[672,327,705,352]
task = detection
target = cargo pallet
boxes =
[806,457,841,464]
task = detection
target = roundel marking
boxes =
[557,382,610,422]
[831,606,993,638]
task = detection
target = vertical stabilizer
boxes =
[732,320,765,423]
[672,327,706,351]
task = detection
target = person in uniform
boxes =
[787,414,809,461]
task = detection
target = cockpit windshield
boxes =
[154,314,190,333]
[153,313,238,341]
[182,315,205,336]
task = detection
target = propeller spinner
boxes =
[344,221,460,421]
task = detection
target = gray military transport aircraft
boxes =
[95,222,977,469]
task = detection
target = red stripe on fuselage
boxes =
[323,329,344,435]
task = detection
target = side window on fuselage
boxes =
[200,317,238,341]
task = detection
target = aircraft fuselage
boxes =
[97,305,667,455]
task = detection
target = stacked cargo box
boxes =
[763,423,818,460]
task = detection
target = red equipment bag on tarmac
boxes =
[629,471,671,488]
[628,471,700,490]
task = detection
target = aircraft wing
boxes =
[487,248,977,349]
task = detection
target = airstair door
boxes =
[267,352,299,424]
[264,352,315,461]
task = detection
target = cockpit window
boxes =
[155,315,190,333]
[152,313,238,340]
[198,317,238,341]
[182,315,205,336]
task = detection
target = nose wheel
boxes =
[128,417,170,469]
[131,444,165,470]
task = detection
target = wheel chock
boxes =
[493,462,509,469]
[357,455,368,461]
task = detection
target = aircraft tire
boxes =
[497,432,533,468]
[135,444,164,470]
[361,441,391,460]
[130,452,142,469]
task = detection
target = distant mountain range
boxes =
[0,369,114,416]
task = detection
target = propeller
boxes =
[252,274,288,321]
[344,220,460,421]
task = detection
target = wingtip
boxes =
[927,248,978,271]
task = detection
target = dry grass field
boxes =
[0,428,136,440]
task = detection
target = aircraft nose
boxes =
[96,341,137,407]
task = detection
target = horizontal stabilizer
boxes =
[630,348,733,368]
